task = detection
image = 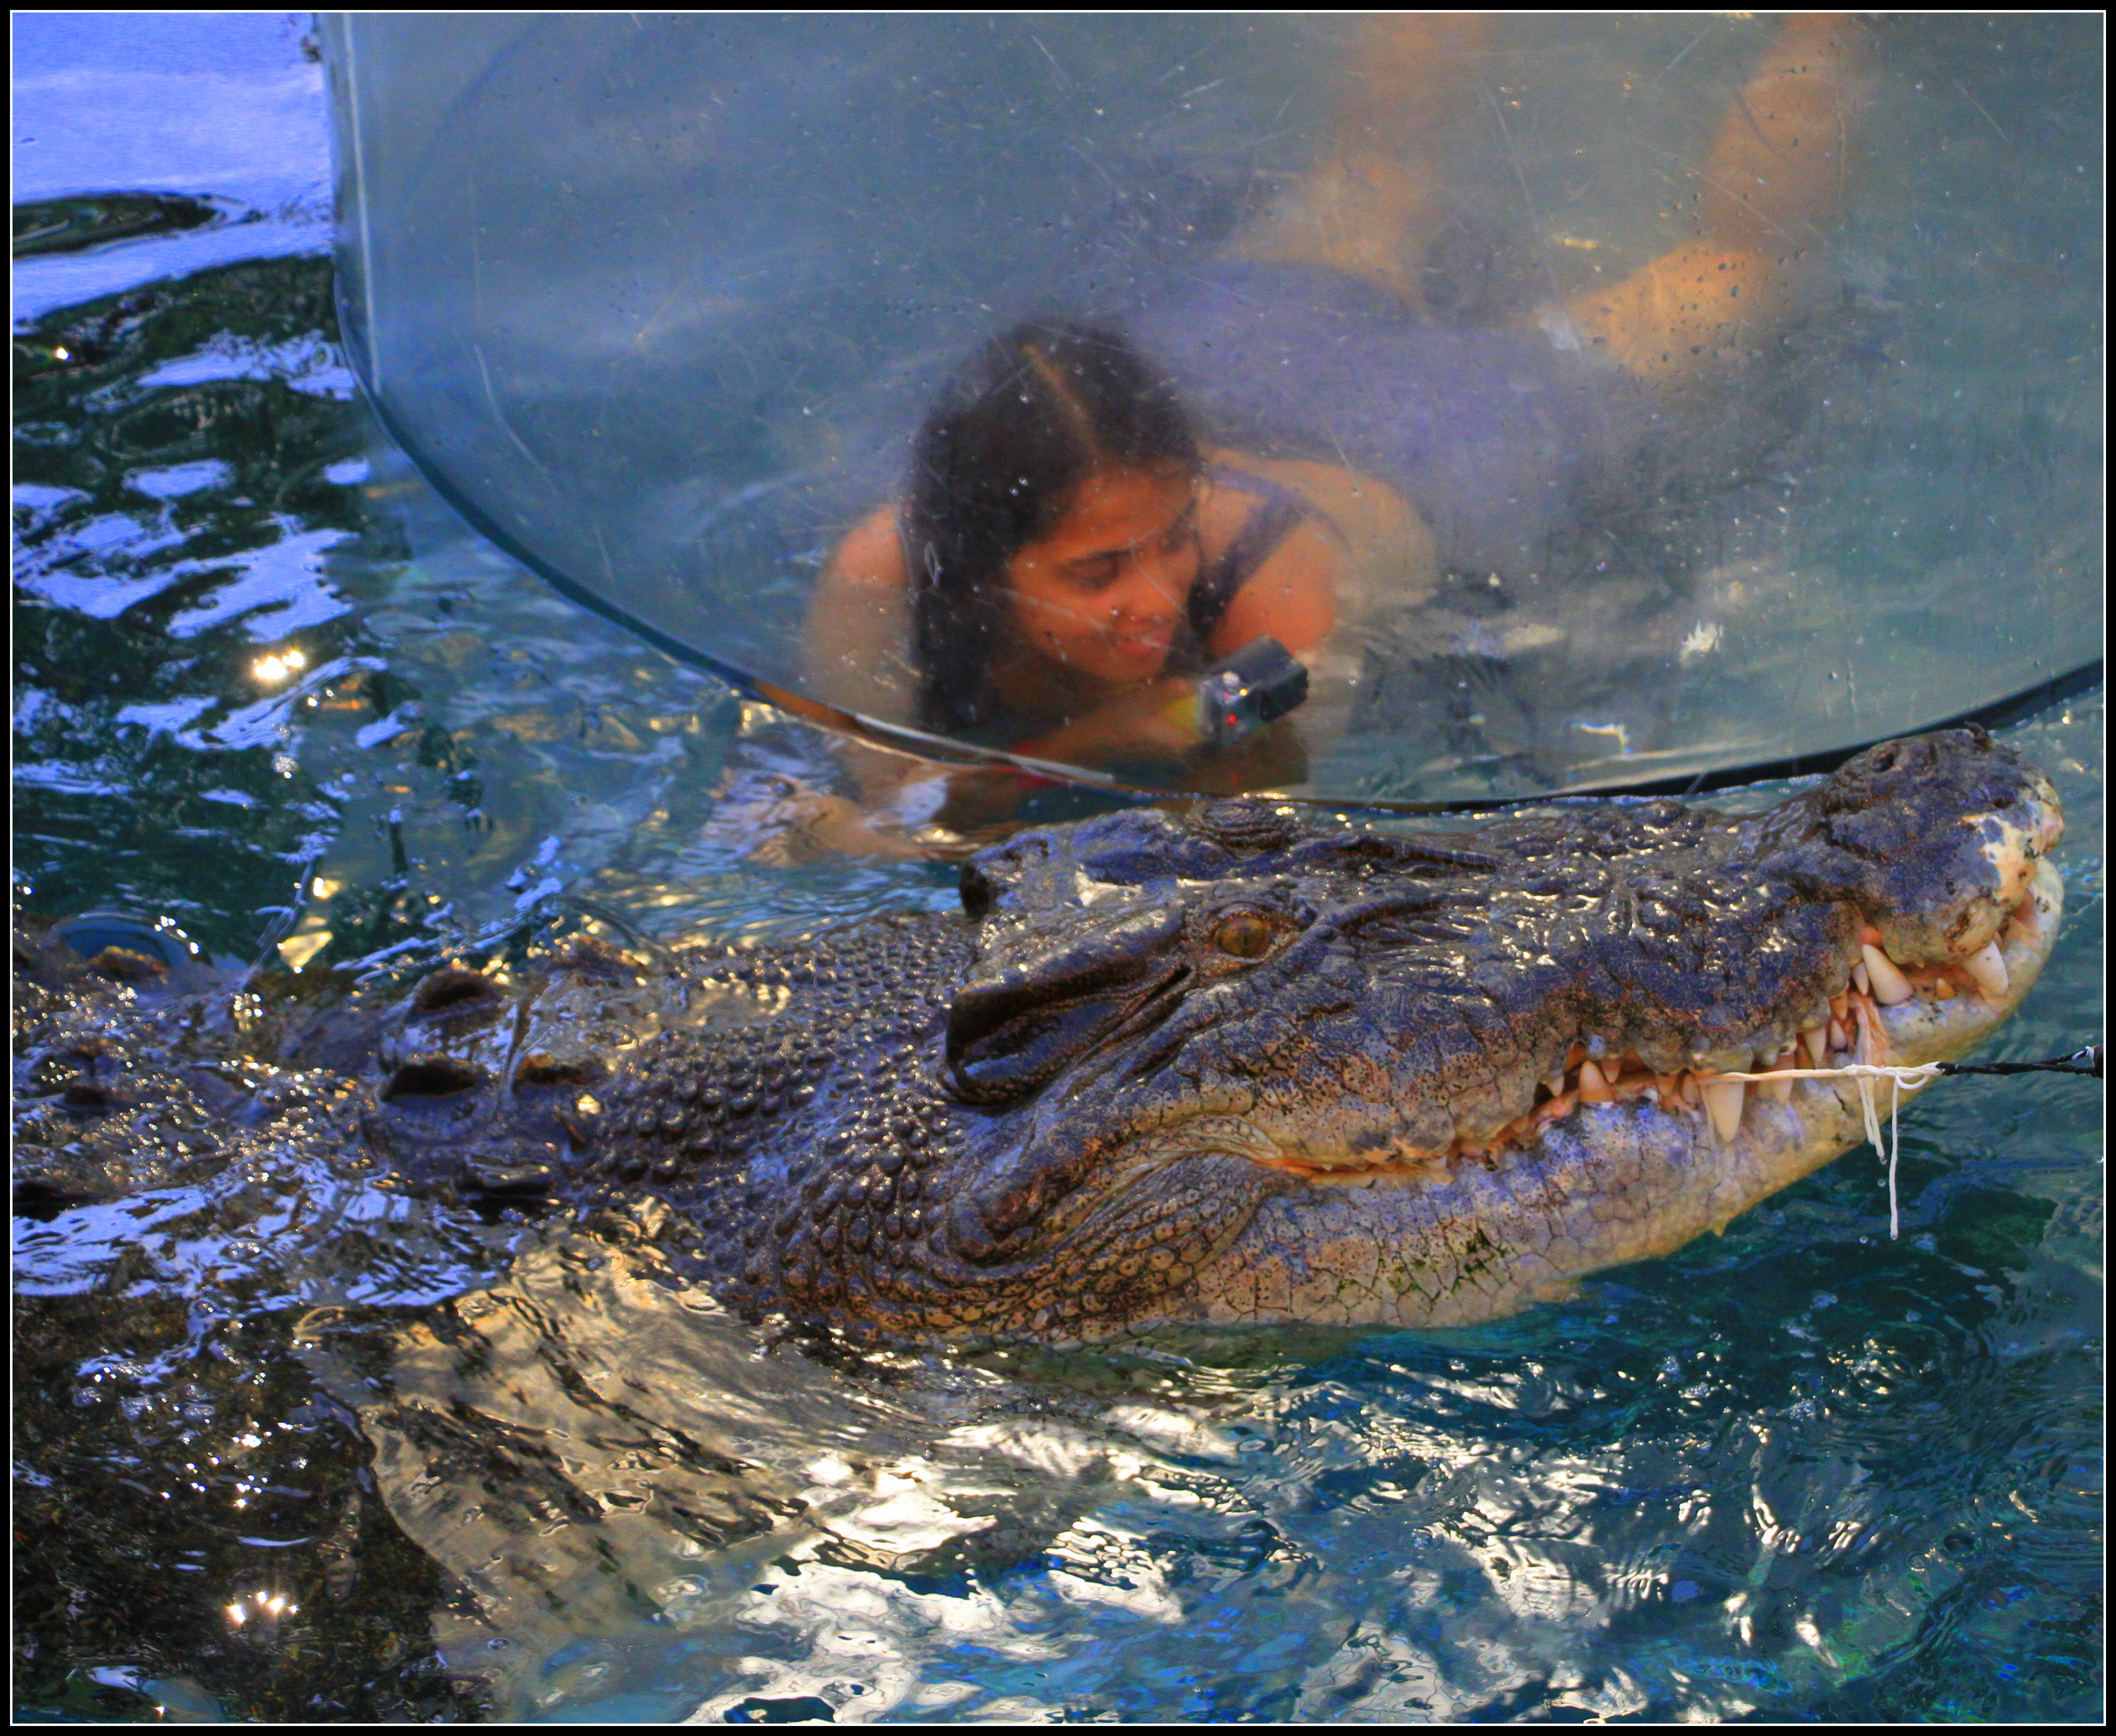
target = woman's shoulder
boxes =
[825,503,907,592]
[1194,454,1305,571]
[1197,445,1452,657]
[1204,447,1435,604]
[1201,447,1378,536]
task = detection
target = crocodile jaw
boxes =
[1173,860,2064,1333]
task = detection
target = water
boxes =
[11,15,2104,1724]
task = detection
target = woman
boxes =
[802,321,1417,802]
[796,13,1868,839]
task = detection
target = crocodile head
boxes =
[920,726,2065,1336]
[9,726,2067,1346]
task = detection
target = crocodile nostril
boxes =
[383,1058,484,1100]
[412,966,501,1017]
[513,1053,601,1089]
[958,863,996,921]
[88,946,167,983]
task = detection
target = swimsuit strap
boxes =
[1180,464,1316,664]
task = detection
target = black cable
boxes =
[1934,1045,2102,1080]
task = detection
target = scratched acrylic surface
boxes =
[330,13,2100,801]
[11,13,2103,1723]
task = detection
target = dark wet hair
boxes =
[903,319,1200,736]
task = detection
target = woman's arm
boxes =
[797,505,960,812]
[1198,454,1440,772]
[802,505,914,723]
[1209,516,1339,660]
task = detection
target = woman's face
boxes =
[1001,464,1200,686]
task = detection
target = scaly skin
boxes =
[11,727,2064,1344]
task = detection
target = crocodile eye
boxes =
[1210,912,1274,959]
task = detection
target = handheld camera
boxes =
[1195,635,1310,748]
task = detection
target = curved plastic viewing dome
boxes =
[321,13,2099,805]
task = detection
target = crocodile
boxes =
[12,726,2065,1343]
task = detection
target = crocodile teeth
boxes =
[1761,1049,1795,1103]
[1859,943,1915,1006]
[1577,1059,1613,1103]
[1700,1077,1746,1143]
[1961,940,2009,1002]
[1801,1025,1828,1068]
[1851,958,1871,997]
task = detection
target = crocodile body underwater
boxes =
[13,726,2065,1344]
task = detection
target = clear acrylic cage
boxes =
[320,12,2100,806]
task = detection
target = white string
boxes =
[1715,1061,1944,1240]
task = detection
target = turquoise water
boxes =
[12,15,2104,1725]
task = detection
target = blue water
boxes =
[11,14,2103,1723]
